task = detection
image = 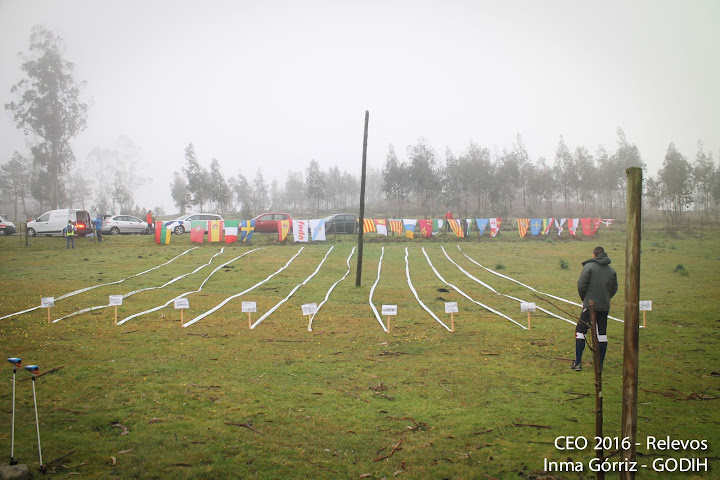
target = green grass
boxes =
[1,225,718,479]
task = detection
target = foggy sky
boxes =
[1,0,718,213]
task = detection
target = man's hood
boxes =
[582,252,612,267]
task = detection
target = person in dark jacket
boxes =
[571,246,618,371]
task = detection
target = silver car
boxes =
[101,215,149,235]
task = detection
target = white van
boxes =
[27,209,93,237]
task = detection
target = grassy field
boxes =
[1,225,718,479]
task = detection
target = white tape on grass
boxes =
[422,247,526,330]
[118,247,264,325]
[368,247,388,332]
[405,248,452,331]
[439,247,574,326]
[0,247,199,321]
[456,246,623,323]
[309,246,355,331]
[184,247,304,327]
[251,246,334,329]
[53,248,227,323]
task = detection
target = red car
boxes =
[251,212,294,233]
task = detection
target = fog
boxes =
[1,0,719,212]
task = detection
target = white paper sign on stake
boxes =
[381,305,398,316]
[40,297,55,308]
[639,300,652,311]
[520,302,536,313]
[301,303,318,316]
[242,301,257,313]
[445,302,459,314]
[174,298,190,310]
[109,295,123,306]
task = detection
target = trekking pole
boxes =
[8,358,22,465]
[25,365,45,472]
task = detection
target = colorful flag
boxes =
[403,219,417,239]
[208,220,223,242]
[418,219,433,238]
[389,219,403,234]
[530,219,542,236]
[375,219,388,236]
[155,221,171,245]
[431,219,443,235]
[555,218,566,236]
[476,219,488,236]
[224,220,239,243]
[190,221,205,243]
[542,218,554,235]
[601,218,615,227]
[310,219,326,241]
[277,220,290,241]
[363,219,376,234]
[293,220,309,242]
[517,218,529,237]
[448,219,465,238]
[490,218,502,237]
[465,219,472,236]
[240,220,255,242]
[567,218,579,236]
[580,218,601,236]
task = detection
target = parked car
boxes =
[164,213,224,235]
[323,213,358,234]
[0,214,17,235]
[101,215,149,235]
[27,209,93,237]
[251,212,293,233]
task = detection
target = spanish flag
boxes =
[208,220,223,242]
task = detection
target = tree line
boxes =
[3,26,720,234]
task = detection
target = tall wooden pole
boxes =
[355,111,369,287]
[621,167,642,480]
[589,301,604,480]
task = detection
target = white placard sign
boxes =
[242,301,257,313]
[174,298,190,310]
[381,305,398,316]
[520,302,536,313]
[639,300,652,311]
[445,302,459,314]
[301,303,318,316]
[40,297,55,308]
[109,295,123,306]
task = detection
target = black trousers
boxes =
[575,308,608,342]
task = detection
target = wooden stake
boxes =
[307,315,312,331]
[180,309,184,327]
[387,316,391,333]
[114,306,118,325]
[355,110,370,287]
[248,312,252,329]
[589,301,605,480]
[621,166,642,479]
[642,310,646,329]
[527,311,531,330]
[47,308,51,325]
[451,312,455,332]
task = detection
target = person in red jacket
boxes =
[146,210,154,234]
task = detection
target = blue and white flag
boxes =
[475,219,488,236]
[530,219,543,236]
[310,219,326,241]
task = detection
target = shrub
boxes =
[559,259,569,270]
[495,263,505,270]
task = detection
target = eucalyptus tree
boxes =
[0,151,32,220]
[647,143,693,232]
[5,26,89,209]
[382,144,411,217]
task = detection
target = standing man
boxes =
[571,246,618,371]
[63,220,76,249]
[146,210,154,235]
